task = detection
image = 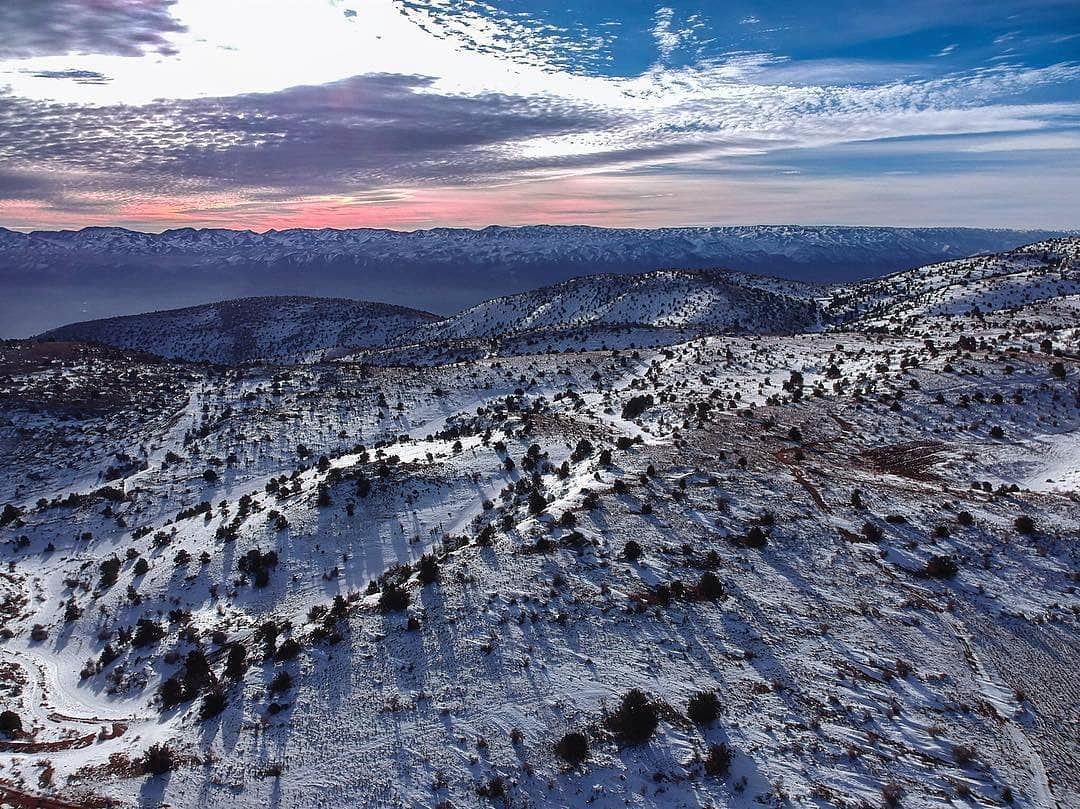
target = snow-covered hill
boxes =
[412,269,821,343]
[40,297,440,365]
[831,238,1080,327]
[1,224,1065,336]
[1,239,1078,809]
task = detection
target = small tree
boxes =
[607,689,659,744]
[687,691,720,725]
[418,554,439,585]
[0,710,22,736]
[555,731,590,765]
[99,556,121,588]
[142,743,175,775]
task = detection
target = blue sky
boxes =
[0,0,1077,230]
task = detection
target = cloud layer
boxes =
[0,0,1077,229]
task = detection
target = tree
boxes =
[418,554,439,585]
[0,710,22,736]
[687,691,720,725]
[224,644,248,680]
[528,489,547,516]
[607,689,658,744]
[555,731,589,765]
[99,556,121,588]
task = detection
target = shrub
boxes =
[555,731,590,765]
[607,689,659,744]
[133,557,149,576]
[1014,515,1036,535]
[953,744,976,766]
[696,572,725,601]
[957,510,974,526]
[377,581,410,613]
[99,556,121,588]
[269,671,293,694]
[142,743,175,775]
[686,691,720,725]
[0,710,22,736]
[703,743,732,777]
[925,555,958,579]
[623,540,643,561]
[417,554,439,585]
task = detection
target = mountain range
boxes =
[2,224,1067,337]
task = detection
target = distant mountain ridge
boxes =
[1,224,1066,336]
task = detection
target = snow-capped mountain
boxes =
[0,224,1065,337]
[40,297,440,365]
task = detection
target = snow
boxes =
[0,237,1077,808]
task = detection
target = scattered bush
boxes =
[703,742,732,777]
[621,394,654,421]
[687,691,721,725]
[606,689,659,745]
[623,540,643,561]
[555,731,590,765]
[0,710,22,736]
[142,743,176,775]
[1014,515,1036,535]
[925,555,958,579]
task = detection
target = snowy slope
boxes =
[411,269,821,344]
[39,296,441,365]
[0,240,1078,809]
[830,237,1080,327]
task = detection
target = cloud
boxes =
[0,1,1077,230]
[0,0,185,59]
[27,69,111,85]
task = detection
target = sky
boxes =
[0,0,1078,231]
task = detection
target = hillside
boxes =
[0,242,1077,809]
[1,225,1065,336]
[830,238,1080,327]
[40,296,441,365]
